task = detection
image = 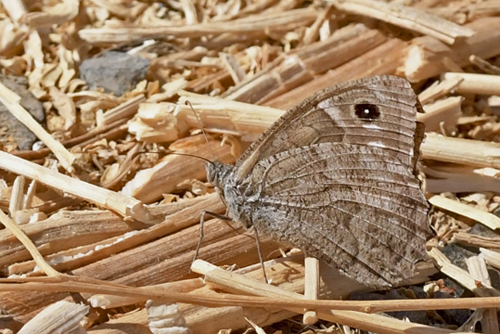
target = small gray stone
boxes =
[0,75,44,151]
[79,51,150,96]
[409,286,428,299]
[469,222,499,238]
[441,277,467,298]
[434,290,473,326]
[488,268,500,290]
[441,243,477,271]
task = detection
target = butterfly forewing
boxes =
[234,76,422,180]
[212,75,431,289]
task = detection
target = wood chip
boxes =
[332,0,475,44]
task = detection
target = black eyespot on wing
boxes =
[354,104,380,120]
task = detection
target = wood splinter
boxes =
[303,256,320,325]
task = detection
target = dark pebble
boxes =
[79,51,150,96]
[0,75,44,150]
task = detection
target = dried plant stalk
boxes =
[429,248,500,297]
[0,150,153,224]
[122,137,236,203]
[78,8,317,44]
[99,94,146,126]
[441,72,500,95]
[224,27,387,105]
[418,76,464,104]
[0,82,75,172]
[0,209,59,277]
[17,300,88,334]
[420,96,463,133]
[303,256,320,325]
[0,209,131,268]
[333,0,474,44]
[404,17,500,82]
[429,195,500,230]
[191,260,466,334]
[422,133,500,169]
[425,166,500,193]
[465,255,500,334]
[453,231,500,249]
[20,0,79,28]
[266,38,408,109]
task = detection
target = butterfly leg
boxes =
[192,210,233,266]
[251,226,270,284]
[193,211,270,284]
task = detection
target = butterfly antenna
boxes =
[192,210,208,268]
[185,100,217,164]
[135,149,213,164]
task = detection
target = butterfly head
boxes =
[205,161,234,192]
[206,161,254,228]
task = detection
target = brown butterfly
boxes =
[205,75,431,289]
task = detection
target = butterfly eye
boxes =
[354,103,380,120]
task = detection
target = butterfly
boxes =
[205,75,431,289]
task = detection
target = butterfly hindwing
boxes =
[245,142,429,288]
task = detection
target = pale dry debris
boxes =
[466,252,497,334]
[17,300,89,334]
[128,102,181,143]
[146,301,191,334]
[331,0,475,44]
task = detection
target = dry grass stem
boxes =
[425,166,497,195]
[403,17,500,82]
[429,195,500,230]
[121,138,236,203]
[418,76,464,104]
[0,209,131,268]
[421,133,500,168]
[17,300,89,334]
[0,150,153,223]
[9,176,24,216]
[0,0,25,21]
[429,248,500,296]
[219,52,246,84]
[226,27,387,105]
[454,232,500,249]
[4,276,500,314]
[332,0,474,44]
[466,255,500,333]
[177,91,283,137]
[78,8,317,44]
[99,94,146,126]
[469,55,500,74]
[266,38,408,109]
[303,257,320,325]
[442,72,500,95]
[302,6,335,45]
[89,279,204,309]
[190,260,487,333]
[481,248,500,270]
[0,209,60,277]
[419,96,463,133]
